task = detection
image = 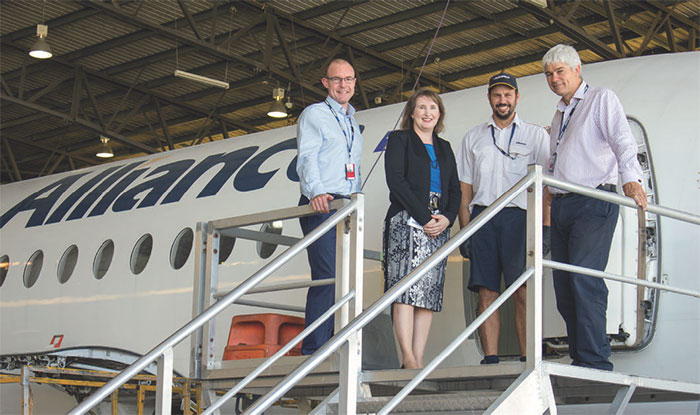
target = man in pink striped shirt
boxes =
[542,44,647,371]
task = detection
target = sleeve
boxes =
[599,89,643,185]
[384,131,433,225]
[296,106,326,198]
[441,141,462,226]
[455,132,473,184]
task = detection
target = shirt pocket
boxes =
[505,146,531,174]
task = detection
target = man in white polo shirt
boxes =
[457,73,550,364]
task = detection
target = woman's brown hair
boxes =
[399,87,446,134]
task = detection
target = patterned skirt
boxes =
[383,193,449,312]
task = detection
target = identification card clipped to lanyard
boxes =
[345,163,356,180]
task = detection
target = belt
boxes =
[553,184,616,199]
[329,193,351,200]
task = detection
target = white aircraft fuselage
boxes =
[1,53,698,411]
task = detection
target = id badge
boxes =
[547,152,557,173]
[345,163,356,180]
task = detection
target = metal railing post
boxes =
[526,164,544,369]
[155,347,173,414]
[338,193,364,414]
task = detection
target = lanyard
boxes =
[325,99,355,157]
[553,84,589,157]
[490,123,517,159]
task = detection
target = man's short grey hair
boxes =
[542,44,582,72]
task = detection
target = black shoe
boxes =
[480,355,499,364]
[519,356,526,362]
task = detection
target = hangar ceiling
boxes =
[1,0,698,184]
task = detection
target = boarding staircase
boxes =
[66,165,700,415]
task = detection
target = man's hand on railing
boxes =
[459,239,471,259]
[623,181,648,210]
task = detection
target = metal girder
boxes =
[81,70,106,129]
[0,75,14,97]
[635,9,672,56]
[643,0,700,33]
[27,71,72,104]
[2,135,97,167]
[605,1,626,57]
[294,1,369,22]
[666,19,678,52]
[0,94,158,154]
[251,2,460,92]
[580,2,676,53]
[273,15,301,82]
[1,40,259,138]
[83,0,328,100]
[370,8,529,53]
[153,98,175,151]
[177,0,202,40]
[1,138,23,182]
[440,29,644,83]
[346,47,369,110]
[520,2,622,60]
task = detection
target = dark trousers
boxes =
[551,193,619,371]
[298,195,337,355]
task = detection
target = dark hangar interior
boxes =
[1,0,698,184]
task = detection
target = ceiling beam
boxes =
[0,94,158,154]
[83,0,328,101]
[251,2,460,92]
[520,2,622,60]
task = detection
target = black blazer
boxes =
[384,129,461,226]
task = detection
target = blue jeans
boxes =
[298,195,337,355]
[551,192,619,371]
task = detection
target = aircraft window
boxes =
[93,239,114,280]
[0,255,8,287]
[257,221,283,259]
[24,250,44,288]
[170,228,193,270]
[131,233,153,275]
[58,245,79,284]
[218,235,235,265]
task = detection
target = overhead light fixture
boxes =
[267,88,288,118]
[29,24,52,59]
[96,136,114,158]
[174,70,229,89]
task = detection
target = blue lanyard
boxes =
[325,99,355,157]
[553,84,589,154]
[490,123,517,159]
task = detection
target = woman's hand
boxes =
[423,214,449,238]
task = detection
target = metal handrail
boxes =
[68,198,361,414]
[247,165,700,415]
[243,173,537,414]
[543,176,700,225]
[378,166,700,414]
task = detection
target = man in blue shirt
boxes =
[296,58,363,354]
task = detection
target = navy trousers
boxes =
[298,195,337,355]
[551,193,619,371]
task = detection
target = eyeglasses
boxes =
[325,76,356,84]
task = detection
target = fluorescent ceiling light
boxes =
[174,70,229,89]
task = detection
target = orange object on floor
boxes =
[222,313,305,360]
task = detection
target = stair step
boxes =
[327,390,501,414]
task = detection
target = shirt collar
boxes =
[556,80,588,112]
[487,113,520,130]
[325,96,356,116]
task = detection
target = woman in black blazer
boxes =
[383,88,461,369]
